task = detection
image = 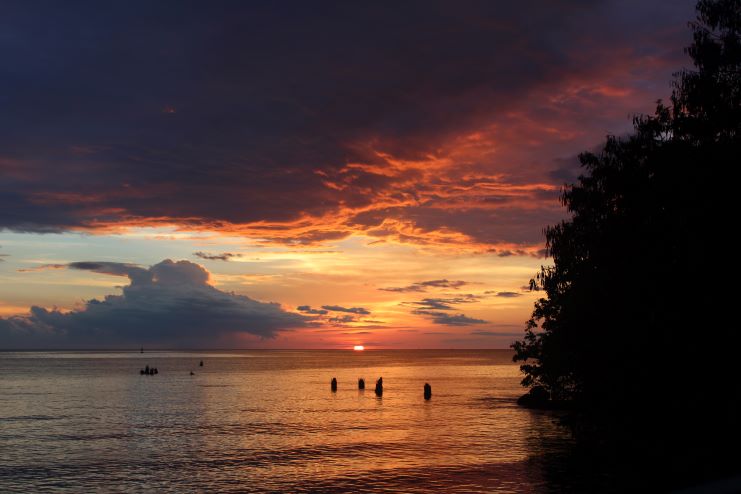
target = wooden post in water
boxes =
[375,377,383,396]
[424,383,432,400]
[331,377,337,392]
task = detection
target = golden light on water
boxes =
[353,345,365,351]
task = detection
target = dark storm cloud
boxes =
[0,0,695,246]
[0,259,307,348]
[321,305,371,315]
[193,251,242,261]
[411,310,487,326]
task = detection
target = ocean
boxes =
[0,350,602,493]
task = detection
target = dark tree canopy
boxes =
[513,0,740,485]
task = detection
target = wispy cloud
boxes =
[411,309,487,326]
[495,291,522,298]
[17,263,67,272]
[321,305,371,315]
[470,330,524,337]
[193,251,243,261]
[380,279,470,293]
[403,294,481,310]
[329,315,356,324]
[297,305,329,315]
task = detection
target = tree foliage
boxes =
[513,0,740,480]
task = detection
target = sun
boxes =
[353,345,365,351]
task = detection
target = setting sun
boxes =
[353,345,365,351]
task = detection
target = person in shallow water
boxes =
[331,377,337,391]
[375,377,383,396]
[424,383,432,400]
[358,378,365,390]
[140,365,158,375]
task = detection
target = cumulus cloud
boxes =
[380,279,470,293]
[193,251,242,261]
[0,259,307,348]
[411,309,487,326]
[321,305,371,315]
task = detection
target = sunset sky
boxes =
[1,0,696,349]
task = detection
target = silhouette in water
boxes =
[424,383,431,400]
[511,1,741,488]
[199,360,203,367]
[358,378,365,390]
[375,377,383,397]
[139,365,158,376]
[331,377,337,392]
[190,371,195,376]
[140,346,143,354]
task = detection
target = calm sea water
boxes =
[0,350,606,493]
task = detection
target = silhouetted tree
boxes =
[513,0,740,486]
